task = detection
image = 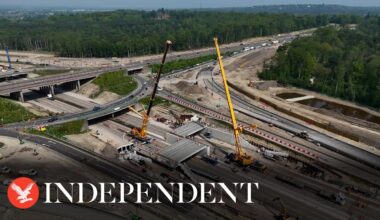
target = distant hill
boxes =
[208,4,380,15]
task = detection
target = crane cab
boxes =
[227,152,253,167]
[239,155,254,166]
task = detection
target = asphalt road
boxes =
[206,77,380,169]
[0,128,226,220]
[187,156,379,220]
[0,193,127,220]
[4,34,294,128]
[0,66,127,95]
[5,75,147,129]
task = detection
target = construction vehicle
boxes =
[272,197,292,220]
[296,130,309,139]
[129,40,172,141]
[202,154,219,166]
[317,190,346,205]
[250,160,267,172]
[5,47,12,69]
[213,37,253,166]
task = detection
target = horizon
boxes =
[1,0,380,10]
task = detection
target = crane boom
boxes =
[213,38,242,155]
[146,40,172,116]
[5,47,12,69]
[130,40,172,140]
[213,37,253,166]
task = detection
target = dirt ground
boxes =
[65,132,117,158]
[0,136,111,183]
[77,81,120,104]
[161,44,380,155]
[223,49,380,151]
[270,87,380,131]
[0,61,35,71]
[224,47,277,80]
[0,136,164,220]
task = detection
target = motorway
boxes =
[5,40,379,186]
[0,66,126,95]
[159,58,380,185]
[5,75,146,129]
[158,90,380,186]
[206,77,380,169]
[0,34,295,96]
[92,105,380,220]
[4,38,379,175]
[0,128,233,220]
[187,156,380,220]
[0,193,127,220]
[1,31,379,214]
[3,34,295,128]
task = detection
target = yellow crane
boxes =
[213,37,253,166]
[130,40,172,141]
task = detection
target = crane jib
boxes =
[146,40,172,117]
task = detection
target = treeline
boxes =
[217,4,380,15]
[0,10,360,58]
[260,16,380,109]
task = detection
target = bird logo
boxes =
[11,182,34,203]
[7,177,39,209]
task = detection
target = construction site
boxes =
[0,26,379,220]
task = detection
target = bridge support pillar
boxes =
[18,91,24,102]
[10,91,24,102]
[76,80,81,91]
[49,85,55,96]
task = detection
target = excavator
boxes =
[129,40,172,142]
[213,37,253,166]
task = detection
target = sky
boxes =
[1,0,380,9]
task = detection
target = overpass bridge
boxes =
[4,75,146,129]
[0,34,294,102]
[0,66,132,101]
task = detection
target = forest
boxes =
[260,16,380,109]
[217,4,380,15]
[0,10,359,58]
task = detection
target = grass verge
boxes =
[93,70,137,96]
[29,120,85,139]
[139,96,171,107]
[33,68,72,76]
[0,98,36,124]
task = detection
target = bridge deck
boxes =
[159,139,209,167]
[286,95,314,102]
